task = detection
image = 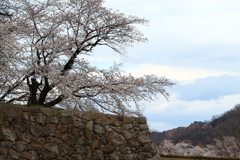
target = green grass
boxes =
[0,102,27,106]
[162,158,194,160]
[30,104,50,108]
[0,102,63,110]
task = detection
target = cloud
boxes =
[87,1,240,75]
[104,0,240,73]
[95,1,240,132]
[173,75,240,101]
[148,122,176,132]
[125,64,237,82]
[144,93,240,131]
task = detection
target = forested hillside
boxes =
[151,104,240,146]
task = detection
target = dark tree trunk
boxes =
[44,95,64,107]
[27,78,41,106]
[37,77,52,105]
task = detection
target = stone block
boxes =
[10,119,27,132]
[139,131,152,143]
[124,130,136,140]
[147,154,161,160]
[92,140,100,149]
[71,127,79,137]
[108,132,126,146]
[31,143,42,150]
[123,153,138,160]
[137,117,147,124]
[0,141,13,148]
[16,141,27,151]
[44,143,60,154]
[21,150,38,160]
[99,135,107,144]
[95,150,104,160]
[29,123,42,137]
[103,114,118,125]
[59,109,73,117]
[102,145,116,154]
[37,113,46,125]
[49,138,62,144]
[113,121,122,126]
[62,134,75,146]
[125,124,133,129]
[71,154,83,160]
[47,116,59,123]
[86,120,93,130]
[94,124,105,134]
[8,149,19,159]
[59,144,72,155]
[60,116,73,124]
[132,121,139,127]
[42,124,56,136]
[36,137,46,145]
[74,111,83,118]
[21,132,32,143]
[2,106,22,118]
[140,124,149,130]
[0,110,5,122]
[41,107,59,116]
[23,112,35,122]
[82,112,90,120]
[57,124,68,133]
[85,130,93,140]
[129,140,140,147]
[42,153,56,159]
[29,107,42,113]
[1,126,17,142]
[77,138,84,145]
[123,117,134,124]
[0,146,7,154]
[110,151,120,160]
[105,126,112,132]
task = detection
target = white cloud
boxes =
[144,93,240,131]
[148,122,176,132]
[146,91,240,116]
[99,0,240,132]
[174,75,240,101]
[89,1,240,75]
[126,64,237,82]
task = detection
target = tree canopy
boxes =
[0,0,174,116]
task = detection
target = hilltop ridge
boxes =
[151,104,240,146]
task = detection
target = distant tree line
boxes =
[152,104,240,158]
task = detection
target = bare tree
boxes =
[0,0,174,116]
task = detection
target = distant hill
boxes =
[151,104,240,147]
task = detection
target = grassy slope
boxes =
[162,158,193,160]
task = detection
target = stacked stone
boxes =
[0,105,161,160]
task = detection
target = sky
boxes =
[87,0,240,132]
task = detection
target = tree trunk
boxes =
[38,77,52,105]
[27,78,41,106]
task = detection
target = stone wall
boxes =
[0,104,160,160]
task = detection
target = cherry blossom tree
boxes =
[158,137,240,158]
[158,140,177,155]
[0,0,22,100]
[158,140,205,156]
[207,136,240,158]
[0,0,174,116]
